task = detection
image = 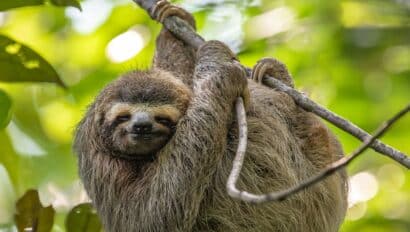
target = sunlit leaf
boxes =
[0,0,44,11]
[14,189,55,232]
[0,89,12,129]
[0,35,65,87]
[66,203,102,232]
[50,0,81,11]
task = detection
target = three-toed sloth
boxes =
[74,2,347,231]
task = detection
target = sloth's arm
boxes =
[152,4,196,86]
[142,41,247,231]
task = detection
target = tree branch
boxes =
[227,104,409,203]
[261,76,410,168]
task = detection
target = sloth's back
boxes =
[193,80,347,232]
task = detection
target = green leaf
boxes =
[50,0,81,10]
[65,203,102,232]
[0,0,81,11]
[0,89,12,129]
[14,189,55,232]
[0,35,65,87]
[0,0,45,11]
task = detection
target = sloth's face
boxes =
[102,102,182,160]
[90,70,191,160]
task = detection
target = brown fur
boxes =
[74,9,347,232]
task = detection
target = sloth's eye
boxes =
[155,116,173,127]
[116,114,131,123]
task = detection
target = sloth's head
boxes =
[84,70,192,161]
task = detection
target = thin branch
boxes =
[227,104,410,203]
[260,74,410,168]
[132,1,410,167]
[226,97,248,199]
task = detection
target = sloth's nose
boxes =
[132,121,153,134]
[132,112,153,134]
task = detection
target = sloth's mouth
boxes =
[115,132,172,162]
[129,128,170,141]
[130,132,161,140]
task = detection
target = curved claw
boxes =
[151,0,168,20]
[151,0,196,29]
[251,61,269,84]
[251,58,294,87]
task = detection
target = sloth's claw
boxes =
[151,0,168,22]
[151,0,196,29]
[251,58,294,87]
[251,60,267,84]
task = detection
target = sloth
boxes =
[74,1,347,231]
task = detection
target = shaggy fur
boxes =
[74,11,347,232]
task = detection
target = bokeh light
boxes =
[65,0,113,34]
[106,26,150,63]
[0,13,7,27]
[6,121,46,156]
[245,7,295,41]
[346,202,367,221]
[200,4,244,53]
[39,181,89,212]
[348,172,379,207]
[377,164,405,190]
[382,46,410,74]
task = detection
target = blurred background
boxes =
[0,0,409,231]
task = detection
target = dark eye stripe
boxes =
[110,114,131,128]
[155,116,174,127]
[116,114,131,122]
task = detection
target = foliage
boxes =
[0,89,12,129]
[65,203,102,232]
[0,35,64,87]
[0,0,408,231]
[14,189,55,232]
[0,0,81,11]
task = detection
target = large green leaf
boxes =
[50,0,81,10]
[0,0,44,11]
[0,89,12,129]
[14,189,55,232]
[0,35,65,87]
[0,0,81,11]
[66,203,102,232]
